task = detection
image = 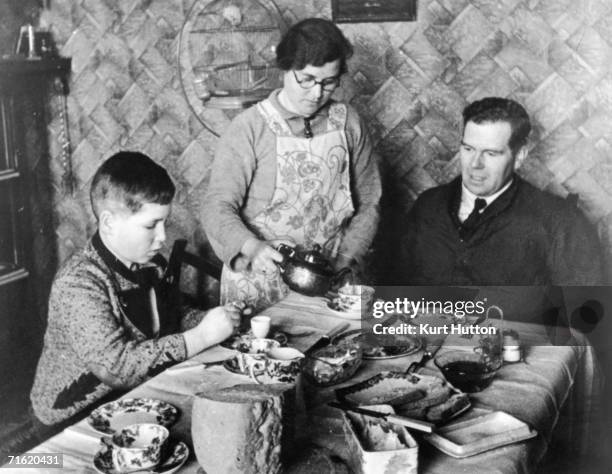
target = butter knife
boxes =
[405,338,444,374]
[305,322,350,355]
[329,402,434,433]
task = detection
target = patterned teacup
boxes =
[235,338,281,375]
[335,284,375,312]
[101,423,169,473]
[249,347,305,384]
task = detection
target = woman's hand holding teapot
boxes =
[241,237,295,274]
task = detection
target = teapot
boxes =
[276,244,351,296]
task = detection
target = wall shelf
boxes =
[0,57,71,92]
[0,266,28,287]
[0,56,71,76]
[0,170,19,182]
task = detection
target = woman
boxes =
[202,18,381,310]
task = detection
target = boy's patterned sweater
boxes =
[30,233,198,425]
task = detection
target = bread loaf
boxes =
[192,383,297,474]
[394,380,452,411]
[425,393,470,422]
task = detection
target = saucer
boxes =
[326,301,362,320]
[93,440,189,474]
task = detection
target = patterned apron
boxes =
[220,99,355,311]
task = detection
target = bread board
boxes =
[424,411,537,458]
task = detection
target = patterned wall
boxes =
[41,0,612,290]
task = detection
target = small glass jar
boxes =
[502,330,521,363]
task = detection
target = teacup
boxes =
[101,423,169,473]
[235,338,281,375]
[250,315,271,338]
[249,347,305,384]
[335,284,375,312]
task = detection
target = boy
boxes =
[30,151,240,426]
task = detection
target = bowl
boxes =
[434,350,502,393]
[303,340,363,387]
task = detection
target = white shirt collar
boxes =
[458,179,513,222]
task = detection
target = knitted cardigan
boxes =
[30,235,199,425]
[400,176,604,285]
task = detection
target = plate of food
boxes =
[88,398,179,435]
[336,329,422,359]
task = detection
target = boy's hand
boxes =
[184,305,242,356]
[199,305,241,343]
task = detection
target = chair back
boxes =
[163,239,222,313]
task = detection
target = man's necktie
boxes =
[304,117,313,138]
[460,198,487,237]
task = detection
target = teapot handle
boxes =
[275,243,295,273]
[276,243,295,259]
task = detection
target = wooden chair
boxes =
[166,239,222,284]
[163,239,222,311]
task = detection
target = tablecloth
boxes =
[5,291,602,473]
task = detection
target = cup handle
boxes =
[237,355,246,373]
[248,360,266,385]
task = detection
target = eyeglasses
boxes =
[292,70,340,91]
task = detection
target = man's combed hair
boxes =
[463,97,531,154]
[276,18,353,74]
[90,151,175,218]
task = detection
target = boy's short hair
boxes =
[90,151,175,219]
[463,97,531,154]
[276,18,353,75]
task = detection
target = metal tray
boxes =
[424,411,537,458]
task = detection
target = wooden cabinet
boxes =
[0,57,70,413]
[0,89,29,286]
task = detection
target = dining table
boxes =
[6,290,603,474]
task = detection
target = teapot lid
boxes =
[300,244,330,267]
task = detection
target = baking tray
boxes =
[424,411,537,458]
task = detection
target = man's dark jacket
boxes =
[400,176,604,286]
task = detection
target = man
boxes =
[202,18,381,310]
[31,151,241,426]
[401,97,604,286]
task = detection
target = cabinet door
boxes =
[0,94,27,283]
